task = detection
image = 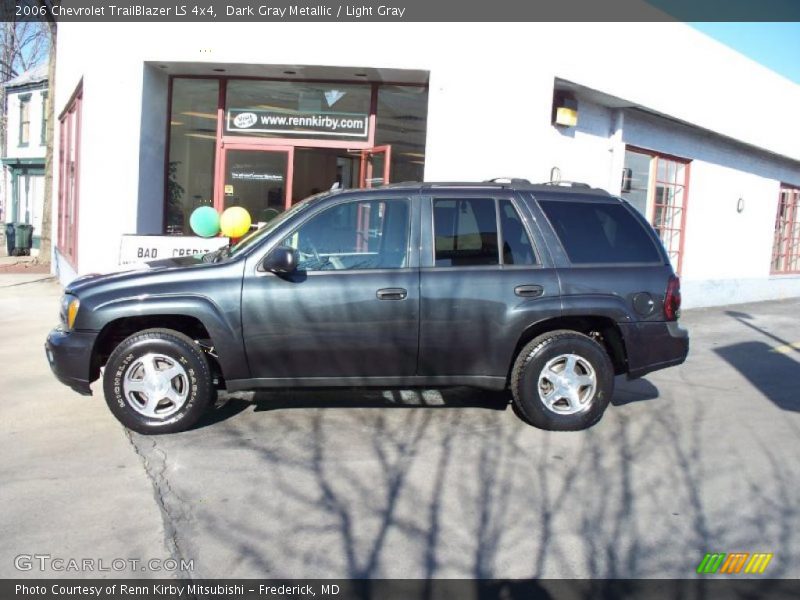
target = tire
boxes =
[511,330,614,431]
[103,328,216,434]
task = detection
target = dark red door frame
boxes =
[215,143,295,212]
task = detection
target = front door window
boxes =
[280,198,410,271]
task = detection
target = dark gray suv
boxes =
[46,181,688,434]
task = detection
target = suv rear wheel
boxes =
[511,330,614,430]
[102,328,215,434]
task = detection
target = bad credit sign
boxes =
[119,235,228,265]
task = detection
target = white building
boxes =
[2,64,48,254]
[51,22,800,308]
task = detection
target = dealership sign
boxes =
[119,235,228,265]
[227,109,369,138]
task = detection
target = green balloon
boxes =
[189,206,220,238]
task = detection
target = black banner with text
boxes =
[4,579,800,600]
[4,0,800,22]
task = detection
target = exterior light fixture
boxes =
[553,92,578,127]
[737,197,745,213]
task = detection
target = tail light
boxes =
[664,275,681,321]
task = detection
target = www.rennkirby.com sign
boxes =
[227,109,368,138]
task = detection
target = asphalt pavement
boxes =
[1,274,799,579]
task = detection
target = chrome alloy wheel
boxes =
[537,353,597,415]
[123,353,189,419]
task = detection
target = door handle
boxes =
[515,285,544,298]
[376,288,407,300]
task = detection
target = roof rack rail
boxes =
[485,177,532,184]
[538,181,593,188]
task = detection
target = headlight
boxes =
[61,294,80,330]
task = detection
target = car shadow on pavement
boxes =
[198,378,661,429]
[196,387,511,429]
[714,341,800,412]
[610,376,660,406]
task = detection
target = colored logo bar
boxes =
[696,552,773,574]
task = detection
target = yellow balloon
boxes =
[219,206,252,238]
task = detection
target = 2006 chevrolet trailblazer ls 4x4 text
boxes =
[46,181,688,434]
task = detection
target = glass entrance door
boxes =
[219,145,293,224]
[359,145,392,188]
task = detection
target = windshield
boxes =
[207,192,331,262]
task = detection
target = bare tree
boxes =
[0,21,49,82]
[34,2,56,265]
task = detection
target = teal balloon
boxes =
[189,206,220,238]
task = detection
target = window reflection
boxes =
[166,79,218,234]
[375,86,428,183]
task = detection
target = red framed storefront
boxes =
[164,76,424,233]
[57,82,83,269]
[625,145,691,274]
[771,183,800,274]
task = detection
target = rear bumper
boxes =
[621,320,689,379]
[45,327,97,396]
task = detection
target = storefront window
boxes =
[374,86,427,183]
[166,79,218,234]
[622,148,689,273]
[771,184,800,273]
[622,150,650,217]
[165,76,428,232]
[226,80,371,141]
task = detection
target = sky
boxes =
[689,23,800,85]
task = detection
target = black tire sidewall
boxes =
[516,334,613,431]
[103,332,212,434]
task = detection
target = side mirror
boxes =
[261,246,299,273]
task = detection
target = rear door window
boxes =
[538,200,662,264]
[433,198,499,267]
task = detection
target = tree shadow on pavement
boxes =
[174,387,798,584]
[726,310,800,353]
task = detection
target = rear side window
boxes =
[538,200,662,264]
[434,198,499,267]
[500,199,537,265]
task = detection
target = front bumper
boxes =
[621,320,689,379]
[45,327,98,396]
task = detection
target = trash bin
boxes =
[4,223,14,256]
[13,223,33,256]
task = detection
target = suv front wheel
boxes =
[511,330,614,430]
[102,328,215,434]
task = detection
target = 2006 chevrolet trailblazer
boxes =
[46,181,688,434]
